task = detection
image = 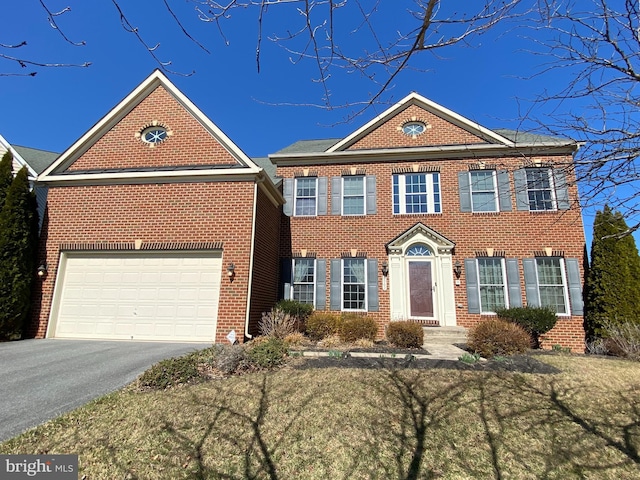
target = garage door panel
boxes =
[52,252,221,341]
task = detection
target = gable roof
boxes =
[0,134,59,178]
[327,92,515,152]
[270,94,579,166]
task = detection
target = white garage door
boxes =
[51,252,222,341]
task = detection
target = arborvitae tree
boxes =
[0,150,14,207]
[584,206,640,337]
[0,167,39,340]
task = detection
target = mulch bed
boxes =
[290,352,561,374]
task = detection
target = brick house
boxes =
[273,93,585,350]
[30,72,586,350]
[30,70,283,344]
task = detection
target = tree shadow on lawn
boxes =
[133,366,639,479]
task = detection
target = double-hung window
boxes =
[342,258,367,310]
[342,176,365,215]
[526,168,555,211]
[393,172,441,214]
[477,258,508,313]
[294,177,317,216]
[292,258,315,305]
[470,171,498,212]
[535,257,569,314]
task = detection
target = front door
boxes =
[408,260,433,318]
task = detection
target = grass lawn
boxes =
[1,353,639,479]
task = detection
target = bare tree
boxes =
[524,0,640,234]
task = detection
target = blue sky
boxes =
[0,1,612,243]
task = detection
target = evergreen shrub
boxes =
[496,306,557,348]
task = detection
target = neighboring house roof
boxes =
[0,134,59,179]
[13,145,59,175]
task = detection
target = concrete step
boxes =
[423,326,467,345]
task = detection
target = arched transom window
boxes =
[406,244,432,256]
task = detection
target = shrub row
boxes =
[305,311,378,343]
[138,337,289,390]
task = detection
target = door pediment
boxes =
[386,223,455,255]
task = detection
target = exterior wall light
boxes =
[453,260,462,278]
[227,263,235,281]
[37,264,48,278]
[381,261,389,277]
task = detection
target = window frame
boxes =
[469,170,498,213]
[526,168,557,212]
[291,258,316,306]
[392,172,441,215]
[476,257,509,314]
[294,177,318,217]
[341,257,367,311]
[341,175,365,216]
[535,257,570,316]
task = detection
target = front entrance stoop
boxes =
[422,326,468,345]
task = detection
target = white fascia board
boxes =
[271,142,578,166]
[0,134,38,178]
[327,92,516,153]
[255,171,285,207]
[37,167,264,186]
[40,70,260,178]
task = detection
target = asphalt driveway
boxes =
[0,338,210,442]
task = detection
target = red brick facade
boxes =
[274,96,587,351]
[31,72,282,343]
[31,74,587,351]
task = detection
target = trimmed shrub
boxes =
[137,355,204,390]
[496,306,557,348]
[246,337,288,369]
[339,313,378,343]
[259,308,297,339]
[274,299,314,325]
[468,318,531,358]
[305,312,342,341]
[386,321,424,348]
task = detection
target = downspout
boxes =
[244,181,259,340]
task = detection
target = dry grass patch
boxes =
[1,355,639,479]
